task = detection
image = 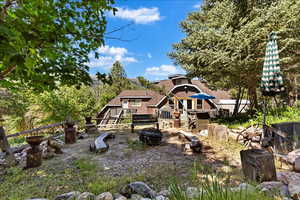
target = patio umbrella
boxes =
[189,93,216,100]
[261,32,284,128]
[261,32,284,96]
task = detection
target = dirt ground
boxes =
[53,126,245,185]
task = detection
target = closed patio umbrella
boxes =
[261,32,284,128]
[261,32,284,96]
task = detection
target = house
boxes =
[97,74,247,124]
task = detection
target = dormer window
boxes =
[169,74,191,85]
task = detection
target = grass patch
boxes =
[169,176,276,200]
[127,139,147,151]
[216,103,300,129]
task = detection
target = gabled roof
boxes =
[105,79,231,108]
[106,90,164,107]
[154,79,231,103]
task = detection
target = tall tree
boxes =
[169,0,300,113]
[0,0,116,90]
[109,61,127,81]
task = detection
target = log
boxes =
[179,130,202,153]
[0,126,17,166]
[240,149,276,182]
[6,121,65,138]
[90,133,115,153]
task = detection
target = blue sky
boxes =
[88,0,203,81]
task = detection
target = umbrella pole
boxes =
[262,97,267,138]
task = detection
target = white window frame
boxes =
[130,99,142,107]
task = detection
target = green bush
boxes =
[217,103,300,128]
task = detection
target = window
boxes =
[168,99,174,109]
[187,99,192,109]
[178,99,183,109]
[130,99,141,107]
[197,99,202,109]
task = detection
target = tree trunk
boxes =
[248,85,258,112]
[0,126,17,166]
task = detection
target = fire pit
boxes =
[138,128,163,146]
[25,136,44,169]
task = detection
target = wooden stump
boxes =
[26,148,42,169]
[208,123,216,140]
[0,126,17,166]
[64,122,77,144]
[240,149,277,182]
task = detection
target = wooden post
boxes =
[64,121,77,144]
[131,124,134,133]
[0,126,17,166]
[240,149,276,182]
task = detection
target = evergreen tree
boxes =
[169,0,300,112]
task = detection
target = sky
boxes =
[88,0,203,81]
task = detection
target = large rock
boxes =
[77,192,96,200]
[96,192,113,200]
[130,194,143,200]
[258,181,289,197]
[155,195,166,200]
[40,140,56,159]
[186,187,200,198]
[213,125,228,141]
[288,180,300,200]
[287,149,300,164]
[277,172,300,185]
[114,194,127,200]
[25,199,48,200]
[231,183,256,192]
[55,191,80,200]
[120,182,156,198]
[158,190,170,197]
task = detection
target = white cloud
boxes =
[111,7,161,24]
[87,45,137,70]
[193,2,202,9]
[145,65,184,76]
[147,53,152,59]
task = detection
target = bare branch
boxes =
[105,22,134,35]
[0,65,17,80]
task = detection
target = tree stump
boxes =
[208,123,216,140]
[240,149,276,182]
[0,126,17,166]
[64,122,77,144]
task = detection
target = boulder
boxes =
[48,139,64,154]
[294,157,300,173]
[114,195,127,200]
[120,182,156,198]
[213,125,228,141]
[155,195,166,200]
[55,191,80,200]
[96,192,113,200]
[158,190,170,197]
[277,172,300,185]
[130,194,143,200]
[288,180,300,200]
[186,187,200,198]
[231,183,256,192]
[258,181,289,197]
[25,199,48,200]
[77,192,96,200]
[287,149,300,164]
